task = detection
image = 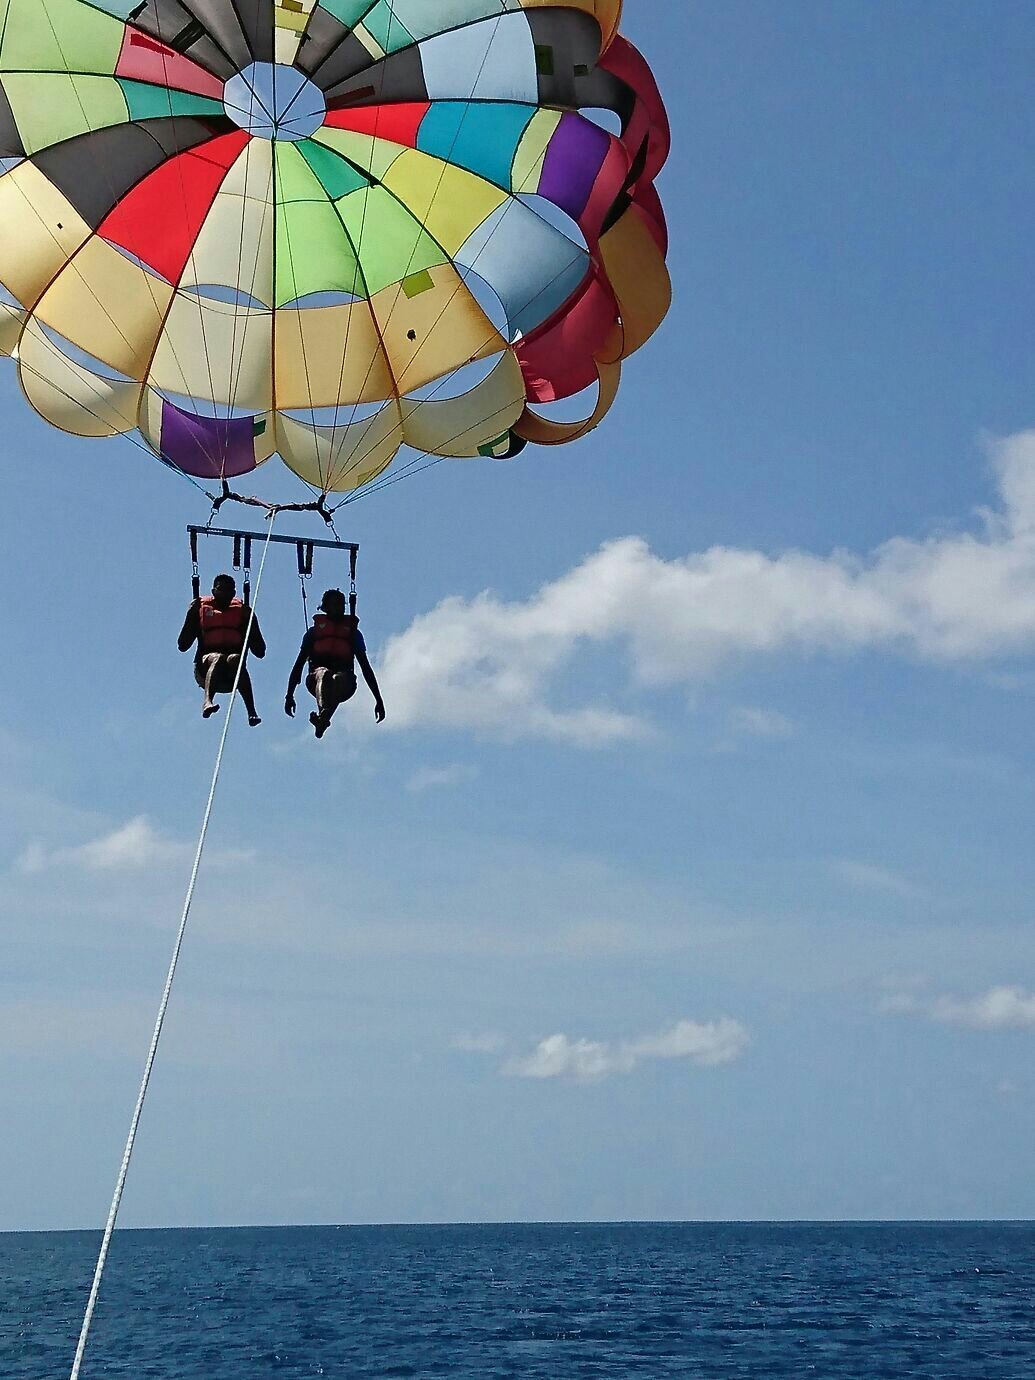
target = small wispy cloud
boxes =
[833,860,924,898]
[407,764,479,794]
[503,1018,750,1083]
[16,816,253,876]
[932,986,1035,1030]
[881,981,1035,1030]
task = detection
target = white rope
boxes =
[69,510,279,1380]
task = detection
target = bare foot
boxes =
[248,714,262,727]
[203,701,220,719]
[310,711,328,740]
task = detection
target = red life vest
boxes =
[311,613,356,667]
[199,596,246,654]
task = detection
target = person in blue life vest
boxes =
[284,588,386,739]
[178,573,266,725]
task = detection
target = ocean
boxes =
[2,1223,1033,1377]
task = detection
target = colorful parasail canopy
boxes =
[0,1,671,495]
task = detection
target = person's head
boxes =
[320,589,348,620]
[212,574,236,607]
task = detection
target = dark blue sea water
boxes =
[2,1223,1033,1378]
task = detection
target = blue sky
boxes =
[5,1,1035,1230]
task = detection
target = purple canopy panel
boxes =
[160,399,261,479]
[538,114,611,222]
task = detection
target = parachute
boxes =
[0,0,671,499]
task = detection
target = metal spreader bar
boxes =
[188,525,360,614]
[189,524,358,555]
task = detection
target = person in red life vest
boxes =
[284,588,386,739]
[178,573,266,726]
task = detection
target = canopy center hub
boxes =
[223,63,326,142]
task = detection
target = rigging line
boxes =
[317,24,504,491]
[325,240,596,504]
[276,14,527,496]
[137,19,234,476]
[32,1,229,478]
[0,0,15,59]
[323,146,391,489]
[214,197,593,512]
[12,348,214,498]
[274,168,374,503]
[132,0,243,90]
[278,184,329,493]
[263,138,326,510]
[265,140,335,504]
[314,0,512,104]
[221,139,269,478]
[67,509,278,1380]
[319,53,593,493]
[294,0,384,93]
[335,447,448,508]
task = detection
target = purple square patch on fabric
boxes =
[538,114,610,221]
[160,399,260,479]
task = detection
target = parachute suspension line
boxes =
[26,1,223,488]
[325,151,593,510]
[67,510,279,1380]
[319,16,505,494]
[6,12,226,507]
[328,236,600,511]
[222,139,261,481]
[10,351,213,503]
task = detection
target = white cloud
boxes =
[881,981,1035,1030]
[625,1018,751,1066]
[407,763,479,793]
[16,816,253,875]
[504,1017,750,1083]
[932,986,1035,1030]
[372,433,1035,744]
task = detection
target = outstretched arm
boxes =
[247,616,266,659]
[284,636,310,716]
[356,649,386,723]
[177,600,200,653]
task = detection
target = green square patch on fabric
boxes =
[253,418,267,437]
[402,269,434,298]
[478,433,511,458]
[535,44,555,76]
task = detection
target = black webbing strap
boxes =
[294,542,312,628]
[190,529,200,601]
[243,536,253,605]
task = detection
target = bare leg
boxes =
[202,654,224,718]
[226,656,261,726]
[308,668,331,738]
[323,673,357,724]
